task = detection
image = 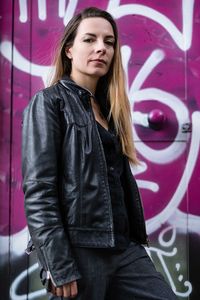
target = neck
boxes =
[70,73,98,95]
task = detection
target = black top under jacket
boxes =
[96,121,130,249]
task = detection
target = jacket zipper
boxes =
[25,239,57,286]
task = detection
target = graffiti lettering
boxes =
[19,0,78,25]
[146,226,192,297]
[107,0,194,51]
[1,0,200,298]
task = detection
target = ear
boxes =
[65,47,72,59]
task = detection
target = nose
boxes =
[95,40,106,54]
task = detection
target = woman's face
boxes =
[66,17,115,83]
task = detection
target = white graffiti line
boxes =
[10,263,46,300]
[136,180,159,192]
[107,0,194,51]
[158,225,176,247]
[19,0,28,23]
[122,46,190,164]
[0,41,52,85]
[132,88,189,164]
[131,49,165,92]
[63,0,78,26]
[147,246,192,297]
[130,161,159,192]
[147,246,177,258]
[146,246,178,294]
[146,112,200,234]
[130,151,159,192]
[0,226,28,257]
[177,282,193,298]
[147,226,192,297]
[18,0,78,25]
[38,0,46,21]
[121,45,131,92]
[169,209,200,235]
[131,160,147,175]
[133,111,149,128]
[58,0,66,17]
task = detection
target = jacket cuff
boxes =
[36,242,82,287]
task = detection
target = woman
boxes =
[22,7,177,300]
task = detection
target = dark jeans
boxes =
[49,241,177,300]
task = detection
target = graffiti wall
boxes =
[0,0,200,299]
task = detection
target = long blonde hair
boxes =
[49,7,138,165]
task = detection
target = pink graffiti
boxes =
[0,0,199,243]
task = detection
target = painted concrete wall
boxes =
[0,1,199,299]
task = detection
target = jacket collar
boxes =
[59,75,94,99]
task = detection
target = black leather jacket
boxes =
[22,77,148,287]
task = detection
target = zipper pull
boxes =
[25,240,35,255]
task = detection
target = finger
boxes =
[63,283,71,298]
[70,281,78,298]
[56,286,63,297]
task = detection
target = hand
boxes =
[50,280,78,298]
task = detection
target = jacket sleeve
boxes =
[22,90,81,286]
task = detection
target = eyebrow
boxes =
[83,33,115,39]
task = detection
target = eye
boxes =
[83,38,94,43]
[105,40,115,47]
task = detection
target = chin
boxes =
[91,70,108,77]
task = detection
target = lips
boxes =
[90,59,106,65]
